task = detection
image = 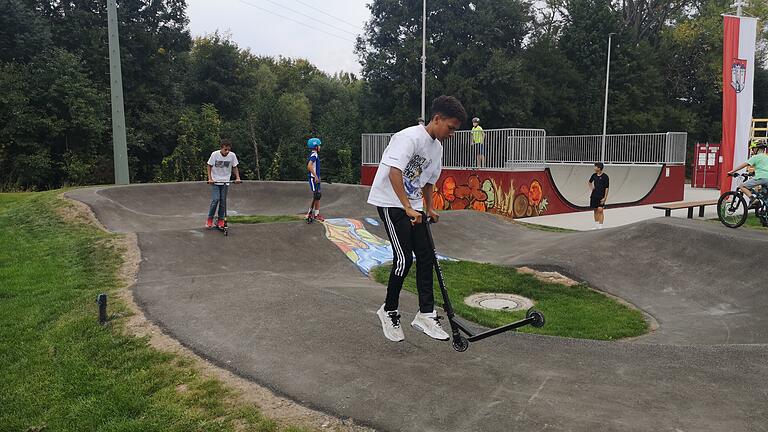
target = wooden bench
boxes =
[653,200,719,218]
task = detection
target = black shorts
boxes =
[590,195,605,209]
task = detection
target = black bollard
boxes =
[97,293,108,325]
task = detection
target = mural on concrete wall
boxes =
[432,173,550,218]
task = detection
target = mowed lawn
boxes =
[0,192,304,432]
[372,261,649,341]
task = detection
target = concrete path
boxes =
[68,182,768,432]
[525,185,721,231]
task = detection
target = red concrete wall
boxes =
[361,165,377,186]
[638,164,685,205]
[359,164,685,219]
[361,165,576,218]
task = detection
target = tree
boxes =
[156,104,221,182]
[356,0,533,130]
[0,49,107,189]
[0,0,52,62]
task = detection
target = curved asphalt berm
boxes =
[68,182,768,432]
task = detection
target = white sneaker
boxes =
[411,311,450,341]
[377,304,404,342]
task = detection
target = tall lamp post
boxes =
[601,32,615,164]
[420,0,427,122]
[107,0,130,184]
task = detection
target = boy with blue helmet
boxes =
[306,136,324,222]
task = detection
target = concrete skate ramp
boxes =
[430,214,768,345]
[67,183,768,432]
[69,181,371,232]
[548,164,661,207]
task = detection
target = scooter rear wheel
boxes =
[452,334,469,352]
[527,309,545,328]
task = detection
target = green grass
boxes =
[710,213,768,230]
[0,192,306,432]
[743,213,768,229]
[372,261,649,340]
[228,215,302,224]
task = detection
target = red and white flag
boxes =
[721,15,758,193]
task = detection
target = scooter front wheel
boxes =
[452,334,469,352]
[526,309,545,328]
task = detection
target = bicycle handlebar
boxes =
[729,171,754,179]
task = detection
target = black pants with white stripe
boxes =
[377,207,435,313]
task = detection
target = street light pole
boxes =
[601,32,615,164]
[421,0,426,122]
[107,0,130,184]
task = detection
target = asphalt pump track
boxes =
[68,182,768,432]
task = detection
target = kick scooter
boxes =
[208,180,240,236]
[424,218,545,352]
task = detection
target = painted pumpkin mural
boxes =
[431,172,550,219]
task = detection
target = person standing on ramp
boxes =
[306,136,324,222]
[471,117,485,168]
[589,162,609,230]
[367,95,467,342]
[206,139,241,229]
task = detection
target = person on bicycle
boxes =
[728,141,768,209]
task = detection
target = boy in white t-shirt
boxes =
[368,95,467,342]
[206,139,241,228]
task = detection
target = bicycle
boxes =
[717,172,768,228]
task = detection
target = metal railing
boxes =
[362,128,547,170]
[443,128,546,169]
[362,130,687,168]
[541,132,687,165]
[361,133,393,165]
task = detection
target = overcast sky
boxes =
[186,0,371,75]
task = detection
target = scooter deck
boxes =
[424,219,544,351]
[451,314,539,343]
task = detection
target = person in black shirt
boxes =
[588,162,609,229]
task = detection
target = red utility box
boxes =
[692,143,721,189]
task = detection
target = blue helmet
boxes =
[307,137,321,149]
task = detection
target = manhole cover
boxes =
[464,293,534,311]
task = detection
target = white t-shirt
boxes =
[207,150,239,183]
[367,125,442,210]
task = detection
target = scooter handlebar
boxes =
[207,180,242,185]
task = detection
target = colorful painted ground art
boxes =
[322,218,394,275]
[322,218,453,275]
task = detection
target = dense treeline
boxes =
[0,0,766,190]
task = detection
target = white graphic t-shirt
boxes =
[367,125,442,211]
[207,150,239,183]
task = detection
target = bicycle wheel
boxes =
[718,191,748,228]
